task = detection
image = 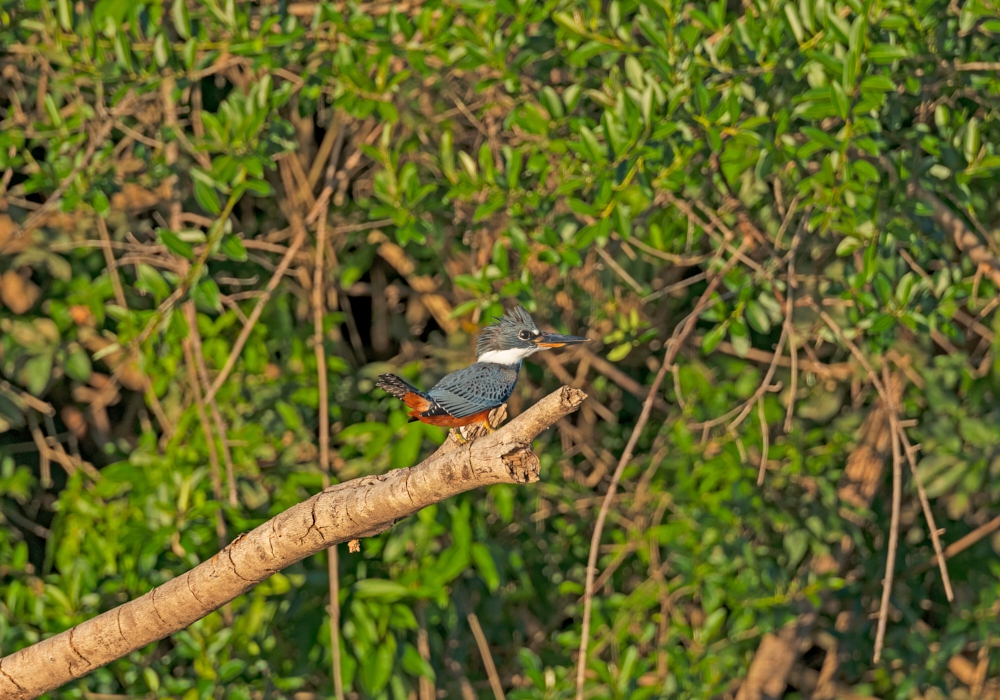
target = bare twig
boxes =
[910,513,1000,576]
[906,182,1000,289]
[596,245,643,295]
[783,220,803,432]
[691,323,788,432]
[468,613,506,700]
[894,430,955,601]
[873,365,902,664]
[7,100,132,244]
[756,397,769,486]
[203,217,308,404]
[415,606,436,700]
[181,331,227,549]
[813,305,955,602]
[311,159,345,700]
[573,348,670,413]
[96,217,127,308]
[576,237,750,700]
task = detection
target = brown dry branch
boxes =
[576,236,751,700]
[907,182,1000,289]
[736,375,904,700]
[203,202,309,404]
[909,512,1000,576]
[416,604,435,700]
[95,217,126,309]
[783,218,804,432]
[6,96,135,246]
[873,366,903,664]
[701,339,854,380]
[184,302,238,509]
[180,331,227,549]
[573,347,671,412]
[468,612,507,700]
[311,141,345,700]
[0,387,586,700]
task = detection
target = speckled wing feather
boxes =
[427,362,520,419]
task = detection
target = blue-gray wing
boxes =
[427,363,519,419]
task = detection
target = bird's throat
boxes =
[476,347,535,366]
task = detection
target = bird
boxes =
[376,305,588,436]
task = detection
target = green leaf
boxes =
[784,4,805,42]
[702,323,728,354]
[729,316,750,357]
[784,530,809,567]
[746,300,772,334]
[895,272,916,306]
[221,235,247,262]
[64,346,92,382]
[868,43,909,63]
[391,423,423,469]
[193,180,222,215]
[830,81,849,119]
[157,229,194,260]
[401,644,436,680]
[607,343,632,362]
[471,543,500,592]
[193,278,222,312]
[354,579,413,602]
[23,353,53,395]
[57,0,72,30]
[836,236,861,256]
[172,0,191,38]
[964,117,980,163]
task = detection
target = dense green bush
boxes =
[2,0,1000,697]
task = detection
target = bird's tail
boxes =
[376,374,432,413]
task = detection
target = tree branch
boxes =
[0,387,586,700]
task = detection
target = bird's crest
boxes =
[476,305,539,357]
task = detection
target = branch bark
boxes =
[0,386,586,700]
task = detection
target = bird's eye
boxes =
[518,330,532,340]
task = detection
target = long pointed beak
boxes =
[533,332,590,348]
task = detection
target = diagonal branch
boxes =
[906,182,1000,289]
[0,387,586,700]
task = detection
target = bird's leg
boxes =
[481,416,495,433]
[451,429,468,445]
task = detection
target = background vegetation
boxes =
[2,0,1000,697]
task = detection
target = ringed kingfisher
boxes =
[376,306,588,434]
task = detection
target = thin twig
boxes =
[468,613,506,700]
[894,430,955,601]
[203,220,308,404]
[181,331,227,548]
[756,397,769,486]
[418,606,436,700]
[312,154,345,700]
[185,302,238,509]
[7,100,131,243]
[27,413,53,487]
[813,304,955,602]
[873,365,902,664]
[596,245,643,294]
[96,217,127,308]
[692,323,788,432]
[909,513,1000,576]
[783,219,803,432]
[576,237,750,700]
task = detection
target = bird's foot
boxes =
[451,430,469,445]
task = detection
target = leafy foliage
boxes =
[1,0,1000,697]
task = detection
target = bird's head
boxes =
[476,305,588,365]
